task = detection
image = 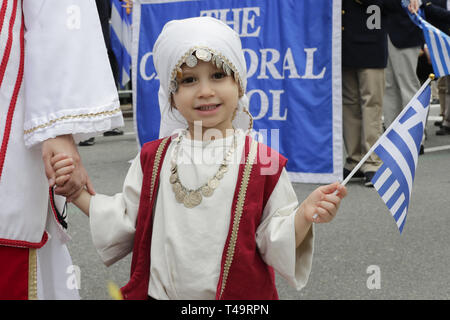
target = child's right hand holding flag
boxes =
[295,182,347,247]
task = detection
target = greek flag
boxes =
[402,2,450,77]
[110,0,132,88]
[370,83,431,233]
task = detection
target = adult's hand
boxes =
[408,0,420,14]
[42,134,95,202]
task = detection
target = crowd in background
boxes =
[341,0,450,187]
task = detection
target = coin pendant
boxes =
[208,178,219,190]
[215,57,223,69]
[201,185,214,197]
[175,188,186,203]
[172,182,182,193]
[215,171,224,180]
[185,54,198,68]
[170,172,178,184]
[169,80,178,93]
[223,64,232,76]
[212,55,219,68]
[183,191,202,208]
[191,191,202,205]
[195,48,212,62]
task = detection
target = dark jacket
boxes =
[342,0,388,68]
[422,0,450,35]
[382,0,424,48]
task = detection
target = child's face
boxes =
[172,60,240,135]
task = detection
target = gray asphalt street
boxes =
[67,103,450,300]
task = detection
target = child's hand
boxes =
[301,182,347,224]
[50,154,75,188]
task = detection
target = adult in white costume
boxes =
[0,0,123,299]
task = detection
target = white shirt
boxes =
[90,130,314,299]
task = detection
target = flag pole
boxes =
[340,74,435,187]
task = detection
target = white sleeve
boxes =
[89,154,142,266]
[22,0,123,147]
[256,168,314,290]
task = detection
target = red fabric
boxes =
[0,246,29,300]
[121,137,172,300]
[121,136,287,300]
[0,0,18,87]
[215,136,287,300]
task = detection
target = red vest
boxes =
[120,135,287,300]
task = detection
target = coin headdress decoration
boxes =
[168,47,244,97]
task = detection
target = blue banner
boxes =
[132,0,342,183]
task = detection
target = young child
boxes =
[52,17,347,300]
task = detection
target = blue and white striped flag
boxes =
[370,82,431,233]
[402,2,450,77]
[110,0,132,88]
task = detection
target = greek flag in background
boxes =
[417,15,450,77]
[370,84,431,233]
[402,1,450,77]
[110,0,132,88]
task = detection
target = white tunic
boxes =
[0,0,123,299]
[90,130,314,299]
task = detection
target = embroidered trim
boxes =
[149,137,170,201]
[23,107,122,135]
[28,248,38,300]
[219,138,258,298]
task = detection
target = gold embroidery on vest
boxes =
[28,248,38,300]
[149,137,170,201]
[219,138,258,298]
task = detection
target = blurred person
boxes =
[419,0,450,135]
[383,0,424,131]
[341,0,387,187]
[79,0,123,147]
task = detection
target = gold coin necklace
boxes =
[169,130,237,208]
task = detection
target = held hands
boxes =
[50,153,76,189]
[42,135,95,201]
[51,153,92,215]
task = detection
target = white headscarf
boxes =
[152,16,252,137]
